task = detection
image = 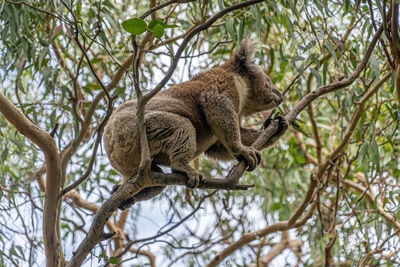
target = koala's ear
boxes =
[233,38,258,70]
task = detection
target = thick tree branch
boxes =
[391,3,400,104]
[0,92,61,267]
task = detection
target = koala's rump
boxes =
[104,105,141,178]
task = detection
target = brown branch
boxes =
[127,248,156,267]
[367,0,394,69]
[131,36,152,178]
[0,93,61,266]
[391,3,400,105]
[258,232,289,266]
[391,3,400,63]
[306,73,322,163]
[139,0,196,20]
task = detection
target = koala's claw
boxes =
[274,115,289,135]
[187,173,202,188]
[238,147,261,172]
[111,184,121,194]
[263,115,288,137]
[263,118,273,129]
[172,168,202,189]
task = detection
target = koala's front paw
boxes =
[263,115,289,138]
[273,115,289,137]
[237,147,261,171]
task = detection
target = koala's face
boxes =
[242,71,283,116]
[240,66,284,116]
[264,75,283,108]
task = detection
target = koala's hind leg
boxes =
[167,124,201,188]
[146,112,201,188]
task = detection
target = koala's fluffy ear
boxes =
[232,38,258,71]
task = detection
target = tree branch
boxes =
[0,92,61,266]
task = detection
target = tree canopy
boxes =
[0,0,399,266]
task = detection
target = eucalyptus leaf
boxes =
[152,23,165,38]
[122,18,147,34]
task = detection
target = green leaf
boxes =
[109,256,119,264]
[310,69,322,86]
[86,83,103,90]
[99,250,106,258]
[122,18,147,35]
[359,142,368,161]
[296,85,303,99]
[152,23,164,38]
[163,24,179,29]
[238,17,245,43]
[1,148,8,162]
[371,140,380,171]
[225,17,236,43]
[370,52,379,80]
[148,19,163,30]
[325,41,339,67]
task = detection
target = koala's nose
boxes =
[273,87,283,104]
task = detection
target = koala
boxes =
[104,39,288,208]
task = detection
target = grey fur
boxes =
[104,39,287,206]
